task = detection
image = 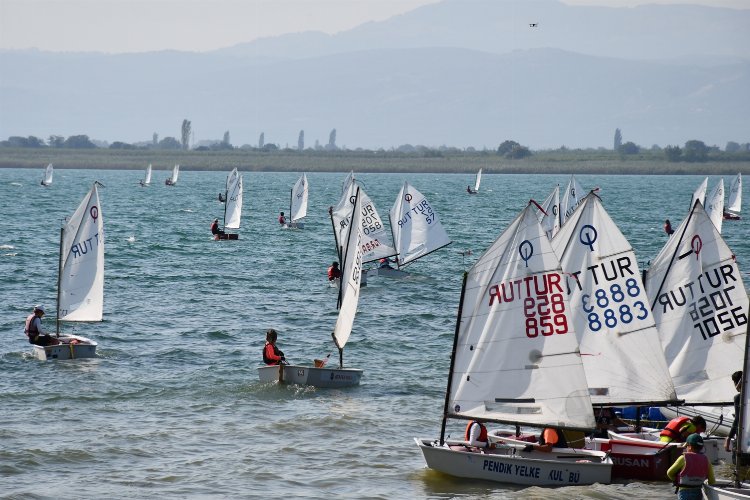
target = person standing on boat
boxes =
[465,420,494,449]
[327,262,342,281]
[593,407,629,438]
[24,305,59,346]
[278,212,286,225]
[210,218,224,237]
[724,370,750,476]
[263,329,285,365]
[664,219,675,236]
[659,416,706,443]
[667,433,715,500]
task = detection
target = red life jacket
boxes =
[328,266,341,281]
[24,314,39,337]
[660,416,692,441]
[465,421,488,443]
[263,342,284,365]
[678,452,709,487]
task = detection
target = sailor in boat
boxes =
[24,305,60,346]
[218,193,225,203]
[664,219,675,236]
[263,329,286,366]
[593,407,630,438]
[724,370,750,473]
[659,416,707,443]
[210,218,225,238]
[465,420,495,450]
[278,212,286,225]
[378,257,397,269]
[327,261,342,281]
[666,433,715,499]
[466,185,476,194]
[522,427,571,452]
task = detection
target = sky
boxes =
[1,0,748,54]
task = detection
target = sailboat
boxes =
[33,182,103,360]
[536,184,560,240]
[258,188,365,388]
[380,181,451,277]
[330,175,397,266]
[560,174,585,227]
[215,168,242,240]
[40,163,53,186]
[285,173,308,229]
[165,164,180,186]
[724,173,742,220]
[467,169,481,194]
[691,177,708,210]
[706,179,725,233]
[415,201,612,486]
[139,164,152,187]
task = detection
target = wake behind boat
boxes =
[33,182,104,360]
[258,187,365,388]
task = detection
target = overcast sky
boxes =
[1,0,748,53]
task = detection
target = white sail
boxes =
[690,177,708,210]
[726,173,742,217]
[389,181,451,267]
[342,171,355,194]
[290,173,308,222]
[59,183,104,322]
[474,168,482,192]
[560,175,585,226]
[448,202,594,429]
[331,181,396,264]
[537,184,560,240]
[333,188,364,350]
[224,168,243,230]
[42,163,54,185]
[143,164,152,185]
[551,193,677,406]
[171,164,180,184]
[646,201,748,405]
[705,179,724,233]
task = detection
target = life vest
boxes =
[263,342,284,365]
[210,221,219,234]
[660,416,692,441]
[24,314,39,337]
[678,452,709,487]
[539,428,568,448]
[465,421,488,443]
[327,266,340,281]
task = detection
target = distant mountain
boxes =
[1,0,748,150]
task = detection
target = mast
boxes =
[387,212,400,269]
[329,207,342,262]
[56,224,64,336]
[734,320,750,487]
[439,272,468,445]
[289,186,293,225]
[222,181,229,230]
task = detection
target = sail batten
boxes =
[58,183,104,322]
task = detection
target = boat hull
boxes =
[257,364,362,388]
[284,222,304,229]
[585,437,678,481]
[32,335,98,361]
[215,233,239,240]
[608,429,730,465]
[414,438,612,486]
[705,481,750,499]
[371,267,409,279]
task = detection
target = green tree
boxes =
[497,140,521,156]
[614,128,622,151]
[64,135,97,148]
[109,141,136,149]
[618,141,639,155]
[298,130,304,151]
[48,135,64,147]
[181,119,191,150]
[683,140,708,162]
[726,141,741,153]
[507,144,532,159]
[258,132,264,149]
[159,136,182,150]
[664,145,682,162]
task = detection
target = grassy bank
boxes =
[1,148,749,175]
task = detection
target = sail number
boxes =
[581,279,647,332]
[524,294,569,337]
[361,239,381,253]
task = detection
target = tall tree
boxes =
[181,119,191,150]
[223,130,231,146]
[614,128,622,150]
[328,128,337,150]
[152,132,158,146]
[48,135,64,148]
[298,130,304,151]
[258,132,264,149]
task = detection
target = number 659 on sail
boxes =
[524,294,569,338]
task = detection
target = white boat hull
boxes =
[415,438,612,486]
[371,267,409,279]
[257,364,362,388]
[32,335,98,361]
[705,481,750,500]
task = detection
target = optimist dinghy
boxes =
[284,173,308,229]
[165,164,179,186]
[41,163,54,186]
[214,168,242,240]
[724,173,742,220]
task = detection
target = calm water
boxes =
[1,168,747,499]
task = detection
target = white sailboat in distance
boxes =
[724,173,742,220]
[415,200,611,486]
[258,187,365,387]
[140,164,152,187]
[41,163,53,186]
[215,168,242,240]
[285,173,308,229]
[467,169,481,194]
[705,179,725,233]
[165,164,179,186]
[33,182,104,360]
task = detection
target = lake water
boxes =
[1,168,747,499]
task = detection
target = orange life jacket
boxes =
[465,421,488,443]
[660,416,692,441]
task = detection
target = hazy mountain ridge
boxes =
[1,0,748,149]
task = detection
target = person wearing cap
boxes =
[210,218,224,237]
[667,433,715,499]
[24,305,60,346]
[327,261,342,281]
